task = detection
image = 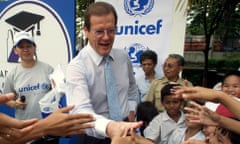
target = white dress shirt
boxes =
[144,110,186,144]
[66,43,138,138]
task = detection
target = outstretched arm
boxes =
[106,121,143,138]
[15,105,95,143]
[0,93,14,104]
[174,86,240,119]
[111,129,153,144]
[0,93,38,144]
[185,101,240,134]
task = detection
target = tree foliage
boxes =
[187,0,240,86]
[76,0,94,38]
[187,0,240,38]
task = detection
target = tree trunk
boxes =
[202,34,210,87]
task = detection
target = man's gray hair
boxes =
[168,54,185,66]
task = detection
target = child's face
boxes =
[203,125,216,137]
[208,127,231,144]
[222,75,240,98]
[162,95,183,117]
[185,107,203,129]
[185,117,202,129]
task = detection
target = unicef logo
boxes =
[43,106,53,112]
[124,0,154,16]
[125,43,149,67]
[41,83,51,90]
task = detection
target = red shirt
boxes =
[216,104,235,118]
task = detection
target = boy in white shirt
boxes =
[144,83,186,144]
[168,101,205,144]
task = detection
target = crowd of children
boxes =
[112,71,240,144]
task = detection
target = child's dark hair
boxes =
[161,83,180,102]
[216,120,240,144]
[139,50,158,65]
[228,118,240,144]
[136,101,158,123]
[229,129,240,144]
[136,101,159,136]
[221,70,240,83]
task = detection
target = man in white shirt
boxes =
[66,2,142,144]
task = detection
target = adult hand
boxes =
[37,105,95,136]
[106,121,143,138]
[129,129,153,144]
[2,93,27,109]
[111,129,153,144]
[0,93,38,144]
[15,98,27,109]
[111,135,135,144]
[0,125,36,144]
[0,113,38,144]
[0,93,14,104]
[182,139,206,144]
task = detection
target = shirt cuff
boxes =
[128,100,137,112]
[95,118,112,137]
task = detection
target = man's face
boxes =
[84,13,116,56]
[163,57,182,80]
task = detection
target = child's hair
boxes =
[229,130,240,144]
[212,118,240,144]
[136,101,159,136]
[136,101,158,123]
[215,125,240,144]
[221,70,240,83]
[228,118,240,144]
[139,50,158,65]
[161,83,180,102]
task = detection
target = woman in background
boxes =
[3,31,55,143]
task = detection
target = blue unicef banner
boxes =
[97,0,176,78]
[0,0,75,95]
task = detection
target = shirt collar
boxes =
[144,71,161,80]
[162,76,184,84]
[86,43,115,66]
[162,110,185,122]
